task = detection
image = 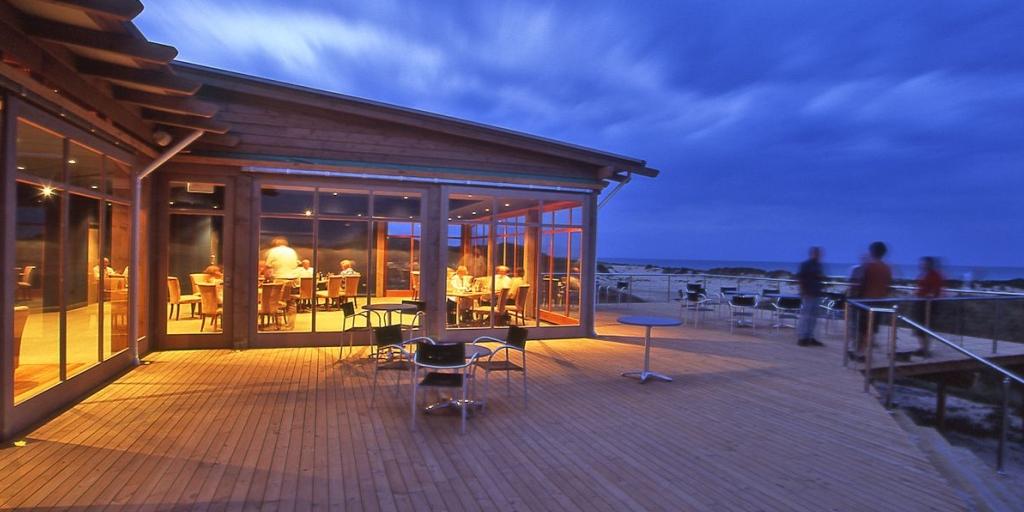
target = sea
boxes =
[598,257,1024,282]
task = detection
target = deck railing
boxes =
[847,298,1024,474]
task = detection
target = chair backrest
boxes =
[402,300,427,312]
[686,283,702,292]
[494,287,510,313]
[259,282,284,314]
[189,273,210,294]
[373,324,404,348]
[21,265,35,284]
[13,305,29,343]
[506,326,529,349]
[105,276,126,292]
[197,283,220,314]
[777,296,802,309]
[326,275,344,297]
[513,284,529,309]
[415,341,465,367]
[762,288,780,296]
[298,277,314,299]
[731,294,757,308]
[686,291,702,303]
[343,275,360,295]
[167,276,182,303]
[340,301,356,316]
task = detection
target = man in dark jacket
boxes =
[796,246,825,346]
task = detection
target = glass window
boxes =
[67,194,102,378]
[166,214,224,335]
[377,221,420,294]
[169,181,225,210]
[496,197,540,224]
[446,194,496,329]
[318,189,368,217]
[258,218,313,332]
[13,182,62,403]
[107,158,132,198]
[261,186,314,215]
[16,120,64,182]
[539,225,583,326]
[543,200,583,226]
[373,192,420,219]
[67,141,104,191]
[103,202,131,358]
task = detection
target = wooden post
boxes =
[936,379,947,432]
[1,92,17,438]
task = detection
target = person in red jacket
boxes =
[914,256,944,357]
[851,241,892,358]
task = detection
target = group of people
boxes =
[260,237,360,282]
[795,241,944,357]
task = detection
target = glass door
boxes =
[157,178,234,348]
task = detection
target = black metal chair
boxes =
[772,296,803,332]
[682,291,715,327]
[400,300,427,335]
[339,301,373,361]
[472,326,529,409]
[370,325,431,406]
[410,341,480,434]
[728,294,759,332]
[820,296,847,334]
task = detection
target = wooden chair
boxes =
[197,283,223,332]
[341,275,361,306]
[258,282,287,330]
[504,284,530,325]
[317,275,343,310]
[109,289,130,353]
[471,287,509,326]
[473,326,529,409]
[167,276,200,320]
[13,306,28,368]
[297,277,314,312]
[17,266,35,301]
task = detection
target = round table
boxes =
[363,303,418,325]
[617,315,682,383]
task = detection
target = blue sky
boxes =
[137,1,1024,268]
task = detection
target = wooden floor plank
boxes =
[0,307,971,511]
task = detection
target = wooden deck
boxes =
[0,308,967,510]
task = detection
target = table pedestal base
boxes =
[424,398,484,415]
[622,370,673,383]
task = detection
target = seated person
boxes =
[93,257,119,278]
[337,259,359,276]
[297,259,314,278]
[448,265,472,293]
[203,264,225,285]
[494,265,513,290]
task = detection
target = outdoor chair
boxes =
[472,287,510,326]
[197,283,223,332]
[772,296,803,332]
[167,276,200,320]
[682,291,715,327]
[410,340,480,434]
[371,325,428,406]
[297,277,314,312]
[400,300,427,336]
[820,296,847,334]
[686,283,703,293]
[258,282,287,330]
[339,301,373,360]
[472,326,529,409]
[341,275,361,306]
[728,294,759,332]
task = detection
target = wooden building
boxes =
[0,0,656,439]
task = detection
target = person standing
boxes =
[265,237,299,280]
[853,241,893,357]
[914,256,944,357]
[796,247,825,347]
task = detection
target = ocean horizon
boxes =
[598,257,1024,282]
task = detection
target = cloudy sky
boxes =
[137,1,1024,268]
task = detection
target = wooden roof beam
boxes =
[25,18,177,65]
[78,59,200,94]
[142,109,230,134]
[113,87,218,117]
[35,0,144,21]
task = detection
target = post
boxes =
[935,380,947,431]
[991,300,1000,354]
[627,275,633,305]
[666,275,672,303]
[127,176,141,365]
[996,377,1010,474]
[843,303,851,367]
[886,305,898,409]
[864,309,875,393]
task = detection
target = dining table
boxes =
[617,315,682,383]
[362,302,418,326]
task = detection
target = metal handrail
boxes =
[846,298,1022,474]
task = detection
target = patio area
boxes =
[0,308,964,511]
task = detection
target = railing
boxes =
[847,298,1024,474]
